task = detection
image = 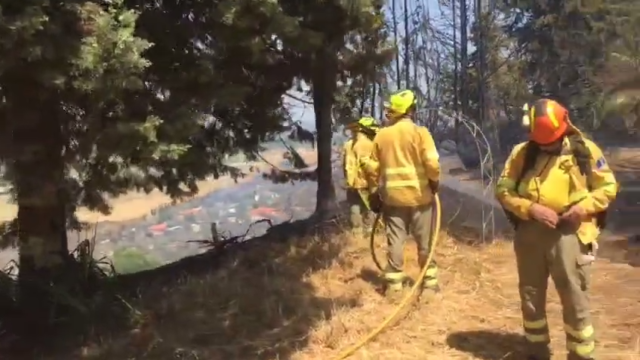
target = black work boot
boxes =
[418,277,440,303]
[382,270,409,302]
[525,349,551,360]
[523,343,551,360]
[567,354,594,360]
[383,282,407,301]
[417,257,440,303]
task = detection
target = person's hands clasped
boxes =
[528,203,559,228]
[559,204,587,227]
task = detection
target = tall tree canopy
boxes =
[1,0,155,300]
[0,0,394,315]
[500,0,616,127]
[0,0,295,309]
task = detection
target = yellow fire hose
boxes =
[332,193,442,360]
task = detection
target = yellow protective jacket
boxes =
[360,118,440,206]
[343,133,376,189]
[495,137,618,244]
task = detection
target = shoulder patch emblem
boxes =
[595,156,607,170]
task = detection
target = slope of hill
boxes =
[0,147,317,223]
[33,221,640,360]
[0,148,318,268]
[3,142,640,359]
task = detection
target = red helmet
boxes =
[527,99,569,145]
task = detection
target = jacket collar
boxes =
[391,117,413,126]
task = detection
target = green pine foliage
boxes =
[0,0,393,312]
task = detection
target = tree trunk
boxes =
[475,1,487,125]
[371,83,377,116]
[312,47,338,219]
[392,0,401,89]
[403,0,410,87]
[5,76,69,318]
[460,0,469,116]
[453,0,460,142]
[359,83,368,116]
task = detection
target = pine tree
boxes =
[502,0,615,126]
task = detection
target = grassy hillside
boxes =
[14,218,639,360]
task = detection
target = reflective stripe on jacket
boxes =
[343,133,375,189]
[495,137,618,244]
[361,118,440,206]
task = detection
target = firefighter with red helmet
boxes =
[496,99,618,360]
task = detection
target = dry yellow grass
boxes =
[51,225,640,360]
[0,148,317,223]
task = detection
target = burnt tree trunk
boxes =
[312,46,338,219]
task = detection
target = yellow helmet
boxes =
[384,89,416,116]
[357,116,377,129]
[347,116,378,130]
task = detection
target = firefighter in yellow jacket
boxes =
[496,99,618,360]
[343,117,378,236]
[360,89,441,301]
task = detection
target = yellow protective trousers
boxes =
[514,221,595,360]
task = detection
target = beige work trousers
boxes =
[515,221,595,360]
[346,188,372,235]
[383,203,438,288]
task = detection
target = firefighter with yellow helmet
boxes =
[343,116,379,236]
[360,89,441,301]
[496,99,618,360]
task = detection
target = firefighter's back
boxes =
[375,119,432,206]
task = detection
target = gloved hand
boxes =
[429,180,439,194]
[368,191,382,214]
[528,203,559,229]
